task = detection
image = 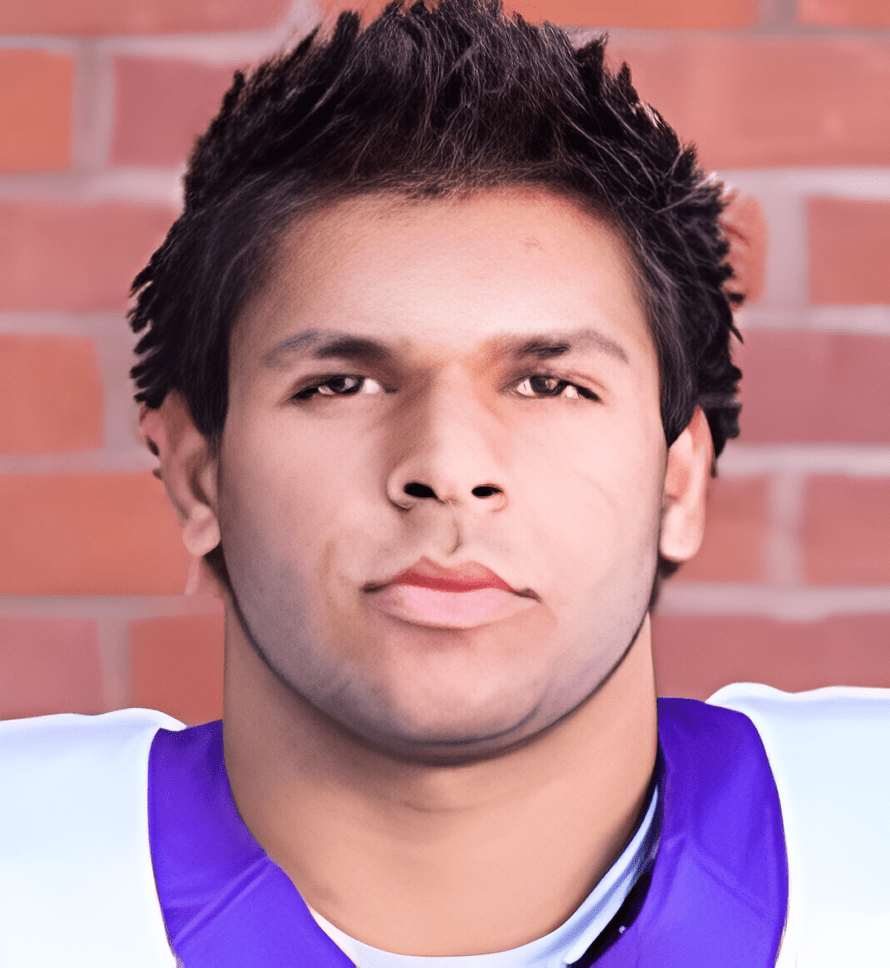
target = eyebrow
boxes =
[261,331,397,368]
[496,329,629,364]
[260,326,629,368]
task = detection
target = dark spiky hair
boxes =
[129,0,741,461]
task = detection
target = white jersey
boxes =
[709,683,890,968]
[0,685,888,967]
[0,707,181,968]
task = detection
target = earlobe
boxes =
[659,407,714,564]
[140,392,221,558]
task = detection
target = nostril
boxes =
[472,485,501,498]
[404,482,437,498]
[401,482,503,501]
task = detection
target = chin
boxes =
[360,724,537,764]
[323,680,560,763]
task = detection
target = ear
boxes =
[139,392,221,559]
[659,407,714,564]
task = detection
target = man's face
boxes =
[218,188,668,760]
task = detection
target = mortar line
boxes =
[765,471,805,586]
[95,610,131,711]
[0,595,223,618]
[658,583,890,619]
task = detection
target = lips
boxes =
[364,558,538,630]
[389,558,517,593]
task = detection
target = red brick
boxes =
[737,331,890,444]
[799,0,890,28]
[803,477,890,586]
[0,617,103,718]
[315,0,758,26]
[653,613,890,699]
[808,198,890,305]
[505,0,757,27]
[0,0,289,35]
[0,201,177,312]
[723,190,768,305]
[111,57,239,167]
[314,0,384,19]
[0,334,103,454]
[0,50,72,173]
[607,37,890,169]
[675,476,768,583]
[0,473,190,594]
[129,611,224,725]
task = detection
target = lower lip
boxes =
[366,583,537,629]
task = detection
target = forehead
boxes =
[231,187,654,372]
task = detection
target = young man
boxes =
[1,2,888,966]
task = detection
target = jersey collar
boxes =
[148,698,787,967]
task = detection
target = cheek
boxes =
[521,424,665,593]
[218,418,377,586]
[231,417,352,506]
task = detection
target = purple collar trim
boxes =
[148,699,787,967]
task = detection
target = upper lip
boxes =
[367,557,536,596]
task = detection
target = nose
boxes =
[385,378,508,513]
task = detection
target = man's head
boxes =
[130,0,741,457]
[131,0,739,760]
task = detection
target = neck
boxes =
[223,618,658,957]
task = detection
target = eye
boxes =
[292,375,385,400]
[513,374,599,401]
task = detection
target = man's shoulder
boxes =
[0,707,184,802]
[708,683,890,965]
[708,680,890,722]
[706,682,890,831]
[0,708,185,865]
[0,706,183,754]
[0,709,183,968]
[0,707,184,861]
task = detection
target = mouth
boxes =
[364,557,539,630]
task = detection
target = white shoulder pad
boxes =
[709,683,890,968]
[0,709,184,968]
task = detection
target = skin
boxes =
[149,187,713,955]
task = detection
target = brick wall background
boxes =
[1,0,888,725]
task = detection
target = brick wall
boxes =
[1,0,888,725]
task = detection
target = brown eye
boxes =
[317,375,363,396]
[294,376,384,400]
[514,375,597,401]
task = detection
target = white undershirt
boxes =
[310,786,659,968]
